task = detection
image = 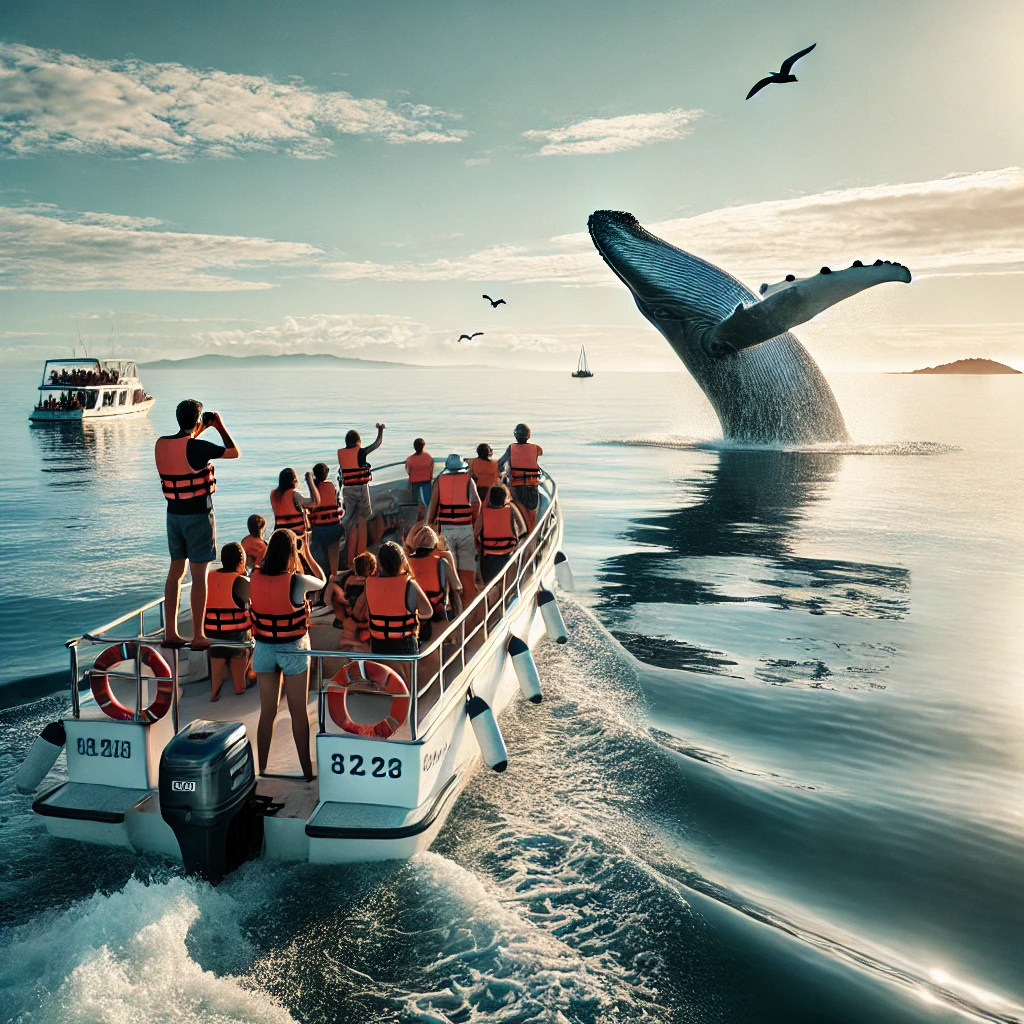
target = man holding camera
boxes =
[155,399,240,647]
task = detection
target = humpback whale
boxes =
[588,210,911,444]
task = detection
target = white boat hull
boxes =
[30,398,156,422]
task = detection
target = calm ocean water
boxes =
[1,365,1022,1023]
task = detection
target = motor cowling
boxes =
[159,720,261,884]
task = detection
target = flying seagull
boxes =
[482,295,506,307]
[745,43,816,100]
[458,332,484,343]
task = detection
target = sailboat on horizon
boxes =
[572,344,594,378]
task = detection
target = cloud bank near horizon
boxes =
[0,205,321,290]
[0,42,468,159]
[322,168,1024,284]
[523,108,703,156]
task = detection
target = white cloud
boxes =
[0,204,322,290]
[0,42,467,159]
[319,168,1024,285]
[523,108,703,156]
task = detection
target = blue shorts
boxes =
[411,481,432,506]
[167,510,216,563]
[253,635,311,677]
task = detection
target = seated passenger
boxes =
[270,468,320,547]
[475,484,527,583]
[406,524,463,644]
[470,443,500,494]
[353,540,432,661]
[405,438,434,519]
[241,514,268,572]
[205,543,252,701]
[251,529,326,780]
[327,551,377,652]
[308,462,343,582]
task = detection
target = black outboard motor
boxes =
[159,720,261,884]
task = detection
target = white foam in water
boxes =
[0,876,295,1024]
[399,852,629,1023]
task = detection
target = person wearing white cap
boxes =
[427,452,482,606]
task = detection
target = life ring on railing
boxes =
[90,642,174,723]
[327,660,410,738]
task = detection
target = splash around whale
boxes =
[588,210,911,444]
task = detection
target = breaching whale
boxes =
[588,210,911,444]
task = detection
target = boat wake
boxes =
[598,435,962,456]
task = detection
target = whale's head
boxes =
[587,210,753,362]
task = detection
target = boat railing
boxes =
[65,465,561,744]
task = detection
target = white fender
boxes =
[508,635,542,704]
[13,721,66,794]
[467,695,508,772]
[537,588,568,644]
[554,551,576,592]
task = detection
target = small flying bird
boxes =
[745,43,816,100]
[458,332,484,343]
[482,295,506,307]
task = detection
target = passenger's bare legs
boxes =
[188,559,212,649]
[229,656,247,695]
[327,539,340,578]
[283,671,313,778]
[256,671,282,773]
[210,656,227,701]
[163,558,188,643]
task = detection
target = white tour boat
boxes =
[30,357,156,422]
[14,461,575,881]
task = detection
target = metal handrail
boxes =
[67,464,561,743]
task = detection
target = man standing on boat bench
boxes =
[155,399,240,648]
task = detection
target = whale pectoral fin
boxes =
[705,262,912,356]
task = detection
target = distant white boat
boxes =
[30,358,156,422]
[572,345,594,378]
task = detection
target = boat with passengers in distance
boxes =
[14,458,575,880]
[29,358,156,422]
[572,344,594,378]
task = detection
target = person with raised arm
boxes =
[155,399,240,648]
[338,423,385,567]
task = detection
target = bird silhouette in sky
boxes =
[458,332,484,343]
[482,295,506,307]
[745,43,816,100]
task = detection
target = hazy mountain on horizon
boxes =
[142,352,478,370]
[904,358,1021,375]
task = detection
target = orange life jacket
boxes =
[249,570,309,644]
[270,488,308,536]
[481,504,519,556]
[509,442,541,487]
[470,457,500,492]
[409,550,446,613]
[204,569,249,635]
[241,534,267,566]
[365,575,419,640]
[338,445,370,486]
[436,472,475,524]
[406,451,433,485]
[308,480,341,526]
[155,436,216,503]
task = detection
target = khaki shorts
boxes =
[342,484,373,526]
[438,523,477,572]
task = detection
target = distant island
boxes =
[903,358,1021,375]
[142,352,422,370]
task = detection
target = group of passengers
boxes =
[49,366,120,386]
[155,399,544,781]
[35,391,84,412]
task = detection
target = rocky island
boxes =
[905,358,1021,375]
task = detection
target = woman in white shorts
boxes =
[249,529,325,780]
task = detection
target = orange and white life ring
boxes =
[90,642,174,723]
[327,660,410,738]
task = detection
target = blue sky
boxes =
[2,0,1022,370]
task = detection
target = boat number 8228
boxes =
[331,753,401,778]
